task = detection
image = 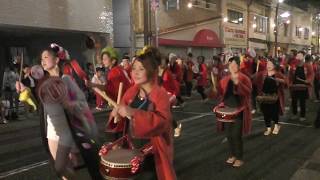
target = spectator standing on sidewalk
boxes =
[184,53,194,98]
[21,64,36,116]
[0,97,8,124]
[21,64,36,96]
[91,67,106,110]
[2,66,19,120]
[196,56,208,102]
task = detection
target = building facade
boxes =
[132,0,315,59]
[0,0,113,76]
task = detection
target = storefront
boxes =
[223,26,247,54]
[158,28,223,60]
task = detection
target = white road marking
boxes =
[253,118,313,128]
[1,112,312,177]
[173,111,214,115]
[176,111,313,128]
[0,160,49,179]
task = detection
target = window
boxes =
[304,28,309,39]
[227,9,244,25]
[253,15,267,33]
[296,26,302,38]
[166,0,179,11]
[284,23,288,37]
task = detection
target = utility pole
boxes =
[129,0,136,56]
[274,2,279,57]
[152,0,160,47]
[155,8,159,47]
[246,0,254,49]
[143,0,150,45]
[317,19,320,54]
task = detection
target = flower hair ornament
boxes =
[101,46,119,60]
[50,43,70,60]
[136,46,151,56]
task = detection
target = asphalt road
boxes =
[0,94,319,180]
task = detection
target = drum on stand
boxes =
[256,94,278,104]
[100,149,142,180]
[214,106,241,123]
[290,84,308,91]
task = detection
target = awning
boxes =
[159,29,223,48]
[192,29,222,47]
[158,38,192,47]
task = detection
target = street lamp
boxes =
[280,11,290,18]
[274,0,289,57]
[187,2,193,8]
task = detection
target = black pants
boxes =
[134,156,157,180]
[314,79,320,100]
[225,115,243,160]
[251,86,258,110]
[185,81,193,97]
[292,91,307,118]
[261,101,280,127]
[176,95,184,105]
[172,118,178,129]
[196,85,207,100]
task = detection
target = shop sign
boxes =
[224,27,246,39]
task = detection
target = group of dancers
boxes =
[213,49,316,168]
[15,43,318,179]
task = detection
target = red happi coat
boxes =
[254,71,288,115]
[279,56,287,73]
[170,63,183,83]
[121,84,177,180]
[256,59,267,72]
[105,66,131,101]
[105,66,132,133]
[124,65,132,81]
[185,60,194,82]
[313,62,320,81]
[216,72,252,135]
[288,62,315,97]
[289,57,299,70]
[240,58,254,77]
[197,63,208,86]
[208,64,224,99]
[161,68,180,96]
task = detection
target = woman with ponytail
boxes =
[36,44,102,180]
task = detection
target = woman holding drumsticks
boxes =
[109,46,176,180]
[86,47,131,134]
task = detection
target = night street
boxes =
[0,93,319,180]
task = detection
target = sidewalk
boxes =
[291,145,320,180]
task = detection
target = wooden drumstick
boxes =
[92,85,132,120]
[114,82,124,123]
[256,60,260,73]
[92,87,117,107]
[211,72,217,93]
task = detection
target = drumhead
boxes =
[101,149,141,164]
[216,107,238,114]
